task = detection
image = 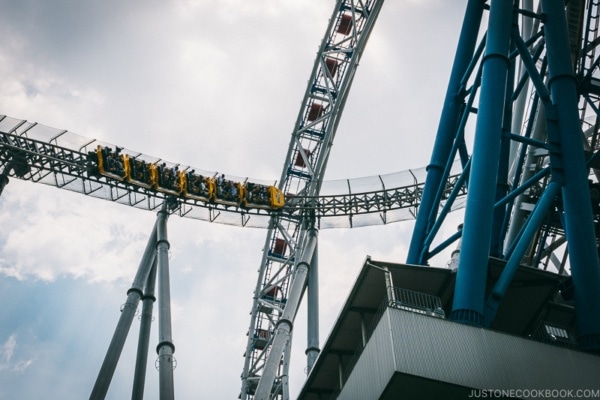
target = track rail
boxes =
[0,115,467,229]
[214,0,386,396]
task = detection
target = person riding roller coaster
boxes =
[91,145,284,209]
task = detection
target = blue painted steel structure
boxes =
[408,0,600,351]
[452,0,514,326]
[407,0,485,266]
[543,0,600,348]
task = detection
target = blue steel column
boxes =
[155,207,176,399]
[407,0,486,265]
[450,0,513,325]
[90,220,158,399]
[542,0,600,350]
[491,36,515,258]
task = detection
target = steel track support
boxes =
[505,98,548,250]
[450,0,514,326]
[241,2,385,397]
[132,259,158,400]
[407,0,486,265]
[491,36,515,258]
[155,207,176,399]
[90,215,158,399]
[239,221,276,398]
[306,240,319,374]
[542,0,600,351]
[484,181,561,325]
[508,0,535,165]
[254,225,318,400]
[280,331,293,400]
[0,167,9,197]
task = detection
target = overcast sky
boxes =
[0,1,466,399]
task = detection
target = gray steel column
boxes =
[508,0,536,164]
[383,266,396,304]
[132,259,158,400]
[337,353,344,390]
[306,241,319,374]
[359,313,367,347]
[155,207,175,399]
[90,220,158,400]
[254,226,318,400]
[505,106,547,249]
[280,335,292,400]
[0,169,9,196]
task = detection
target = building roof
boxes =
[297,256,571,399]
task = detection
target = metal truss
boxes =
[289,173,466,228]
[4,1,600,398]
[240,1,386,398]
[407,0,600,349]
[0,116,466,229]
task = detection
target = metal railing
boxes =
[529,321,579,350]
[391,287,445,318]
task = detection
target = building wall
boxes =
[338,311,395,400]
[338,307,600,399]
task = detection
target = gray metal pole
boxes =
[337,354,344,390]
[508,0,536,165]
[90,220,158,400]
[132,259,158,400]
[254,226,318,400]
[280,334,292,400]
[359,313,367,347]
[0,170,9,197]
[306,241,319,374]
[383,266,396,305]
[155,208,175,399]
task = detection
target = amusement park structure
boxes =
[1,0,600,399]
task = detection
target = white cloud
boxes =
[0,180,156,283]
[0,334,34,373]
[0,1,465,398]
[0,335,16,371]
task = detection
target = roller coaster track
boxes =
[0,115,467,229]
[0,1,470,398]
[5,1,600,399]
